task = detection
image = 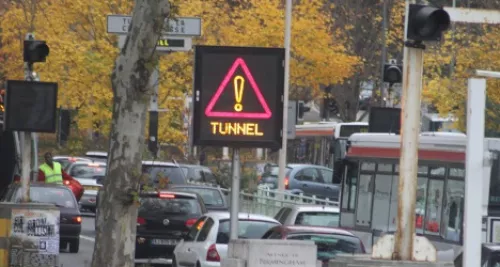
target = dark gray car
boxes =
[258,164,339,201]
[169,184,228,211]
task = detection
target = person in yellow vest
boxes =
[38,152,64,184]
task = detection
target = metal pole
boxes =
[148,68,159,157]
[464,78,486,267]
[394,0,423,260]
[277,0,292,193]
[381,0,388,106]
[31,132,38,181]
[229,148,240,240]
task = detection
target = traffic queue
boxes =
[0,151,366,266]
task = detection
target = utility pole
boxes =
[277,0,292,193]
[380,0,388,107]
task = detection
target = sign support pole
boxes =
[229,147,240,240]
[148,67,159,157]
[277,0,292,193]
[464,78,486,267]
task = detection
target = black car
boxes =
[169,185,228,211]
[135,190,207,265]
[1,182,82,253]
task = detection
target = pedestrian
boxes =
[38,152,69,184]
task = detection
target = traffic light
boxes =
[297,101,310,121]
[407,4,450,42]
[383,63,403,85]
[23,40,50,63]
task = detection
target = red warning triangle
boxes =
[204,58,272,119]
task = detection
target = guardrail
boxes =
[218,185,340,217]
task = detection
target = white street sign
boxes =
[118,35,192,52]
[287,101,297,139]
[107,15,201,36]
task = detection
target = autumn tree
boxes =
[0,0,187,150]
[90,0,170,266]
[328,0,384,121]
[388,0,500,134]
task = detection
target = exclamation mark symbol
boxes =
[233,75,245,112]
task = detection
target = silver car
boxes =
[274,204,340,227]
[65,161,106,213]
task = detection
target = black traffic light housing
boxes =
[407,4,451,42]
[297,100,310,121]
[23,40,50,63]
[383,64,403,85]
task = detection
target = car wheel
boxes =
[69,239,80,253]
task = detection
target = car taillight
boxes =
[285,177,289,189]
[206,244,221,262]
[137,217,146,226]
[185,218,197,228]
[72,216,82,224]
[13,175,21,182]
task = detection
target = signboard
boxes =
[369,107,401,134]
[4,80,58,133]
[118,35,192,52]
[107,15,201,36]
[9,208,60,266]
[192,46,285,148]
[287,101,296,139]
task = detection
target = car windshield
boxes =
[141,166,186,188]
[217,219,279,243]
[69,164,106,179]
[138,196,201,215]
[28,187,76,208]
[287,233,363,260]
[295,211,340,227]
[174,187,224,206]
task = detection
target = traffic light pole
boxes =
[393,0,424,261]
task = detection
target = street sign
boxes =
[118,35,192,52]
[192,45,285,149]
[107,15,201,36]
[287,101,296,139]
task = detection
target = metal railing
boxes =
[218,185,340,217]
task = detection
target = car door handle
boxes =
[302,184,308,187]
[325,186,332,189]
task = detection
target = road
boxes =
[60,214,96,267]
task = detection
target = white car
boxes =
[274,204,340,227]
[65,161,107,213]
[173,212,280,267]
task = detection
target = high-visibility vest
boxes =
[39,162,63,184]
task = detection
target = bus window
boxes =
[356,174,374,227]
[341,163,358,211]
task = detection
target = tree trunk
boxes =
[91,1,169,266]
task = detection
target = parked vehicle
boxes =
[169,185,228,211]
[262,225,366,266]
[454,243,500,267]
[53,156,92,169]
[135,190,207,265]
[173,212,280,267]
[1,183,82,253]
[274,205,340,227]
[66,161,106,213]
[258,164,339,201]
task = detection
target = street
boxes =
[60,215,95,267]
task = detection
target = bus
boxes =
[336,131,500,259]
[289,122,368,168]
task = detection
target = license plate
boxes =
[150,239,178,246]
[84,186,100,191]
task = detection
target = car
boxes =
[274,205,340,227]
[135,190,207,265]
[1,182,82,253]
[453,243,500,267]
[179,164,218,186]
[66,161,106,213]
[173,212,280,267]
[53,155,92,169]
[169,185,228,212]
[262,225,366,266]
[84,151,108,162]
[257,164,339,201]
[141,161,188,189]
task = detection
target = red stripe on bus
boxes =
[347,147,465,162]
